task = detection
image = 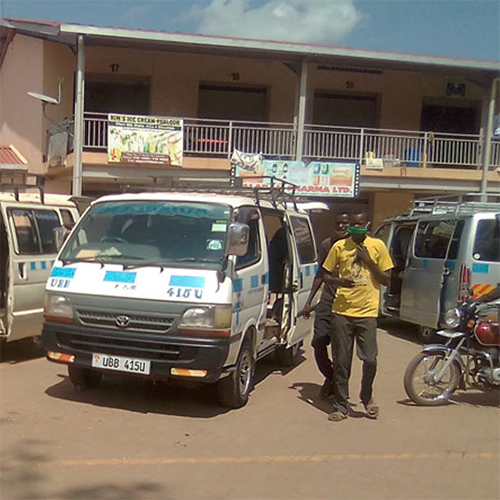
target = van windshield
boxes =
[60,201,231,269]
[473,219,500,262]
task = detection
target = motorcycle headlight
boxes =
[44,294,73,323]
[444,308,462,329]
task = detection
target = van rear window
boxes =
[473,220,500,262]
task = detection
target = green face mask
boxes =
[347,226,368,236]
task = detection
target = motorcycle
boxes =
[404,300,500,406]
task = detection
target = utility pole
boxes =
[72,35,85,196]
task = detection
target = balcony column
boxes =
[295,58,308,161]
[480,77,499,197]
[72,35,85,197]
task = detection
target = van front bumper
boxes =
[42,322,237,383]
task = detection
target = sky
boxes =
[0,0,499,61]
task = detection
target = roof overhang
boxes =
[2,17,499,85]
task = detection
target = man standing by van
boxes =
[304,211,350,399]
[322,211,393,421]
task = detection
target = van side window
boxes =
[10,209,40,254]
[290,216,316,264]
[34,210,61,254]
[414,220,455,260]
[236,219,261,269]
[60,209,75,229]
[474,220,500,262]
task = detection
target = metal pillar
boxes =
[72,35,85,196]
[295,58,308,161]
[480,77,499,198]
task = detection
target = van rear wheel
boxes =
[68,366,103,389]
[218,340,254,409]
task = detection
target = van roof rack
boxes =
[0,169,45,204]
[409,193,500,217]
[121,175,300,210]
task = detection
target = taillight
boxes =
[457,265,471,301]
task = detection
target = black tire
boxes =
[218,340,254,409]
[418,326,437,344]
[68,366,103,389]
[404,352,461,406]
[275,341,301,367]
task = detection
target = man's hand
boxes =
[303,302,313,319]
[356,245,373,265]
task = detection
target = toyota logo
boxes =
[115,315,130,328]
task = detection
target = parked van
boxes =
[376,194,500,342]
[0,189,80,344]
[42,186,322,408]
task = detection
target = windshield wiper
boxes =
[60,256,108,267]
[175,257,223,264]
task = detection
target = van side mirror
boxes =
[53,226,69,251]
[227,222,249,257]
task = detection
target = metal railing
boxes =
[58,112,500,169]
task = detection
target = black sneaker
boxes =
[319,378,334,400]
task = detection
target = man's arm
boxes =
[356,244,392,286]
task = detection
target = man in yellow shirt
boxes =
[323,210,393,421]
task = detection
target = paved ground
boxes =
[1,320,499,500]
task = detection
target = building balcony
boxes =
[48,112,500,193]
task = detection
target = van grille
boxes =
[76,309,174,334]
[55,331,193,361]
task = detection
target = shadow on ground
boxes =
[377,317,421,345]
[0,438,163,500]
[0,338,44,365]
[44,350,306,418]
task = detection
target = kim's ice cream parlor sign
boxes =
[108,114,183,166]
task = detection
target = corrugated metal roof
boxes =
[0,145,28,168]
[1,17,499,76]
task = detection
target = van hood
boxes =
[46,261,231,304]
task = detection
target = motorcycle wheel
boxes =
[404,352,461,406]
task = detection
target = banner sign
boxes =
[48,130,68,168]
[233,158,360,197]
[108,114,183,166]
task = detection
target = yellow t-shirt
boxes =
[323,236,394,318]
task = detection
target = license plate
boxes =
[91,353,151,375]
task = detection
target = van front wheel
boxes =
[218,340,254,409]
[68,366,103,389]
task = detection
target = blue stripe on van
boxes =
[51,267,76,278]
[233,278,243,293]
[263,272,269,285]
[446,261,456,271]
[472,263,489,274]
[314,263,319,273]
[41,261,47,270]
[250,275,259,289]
[104,271,137,284]
[305,266,311,277]
[30,262,37,271]
[169,275,205,288]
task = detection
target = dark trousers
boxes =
[330,314,378,415]
[311,301,334,380]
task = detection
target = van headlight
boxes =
[44,294,74,323]
[179,306,232,336]
[443,308,462,329]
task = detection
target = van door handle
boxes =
[18,263,27,280]
[443,267,451,276]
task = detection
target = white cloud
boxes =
[185,0,365,45]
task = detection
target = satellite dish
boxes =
[27,91,60,105]
[27,77,63,105]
